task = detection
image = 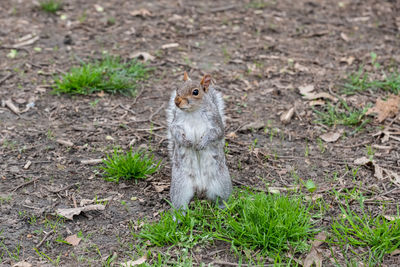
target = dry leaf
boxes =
[130,52,155,62]
[12,262,32,267]
[94,4,104,12]
[239,121,264,131]
[340,32,350,42]
[280,107,295,124]
[353,156,372,165]
[303,92,337,101]
[152,183,169,193]
[339,56,355,65]
[312,232,327,247]
[299,85,314,95]
[366,94,400,122]
[121,255,147,267]
[383,215,400,221]
[130,9,152,17]
[303,247,323,267]
[161,43,179,49]
[65,234,81,246]
[309,100,325,106]
[226,132,238,139]
[294,62,309,72]
[391,249,400,256]
[374,164,384,180]
[320,131,342,143]
[56,204,105,220]
[56,139,74,147]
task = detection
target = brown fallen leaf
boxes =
[340,32,350,42]
[298,85,336,101]
[320,130,342,143]
[383,215,400,221]
[161,43,179,49]
[239,121,264,131]
[353,156,372,166]
[312,232,327,247]
[391,249,400,256]
[12,262,32,267]
[56,139,74,147]
[299,84,314,95]
[280,107,295,124]
[130,51,155,62]
[56,204,105,220]
[366,94,400,122]
[226,132,238,139]
[65,234,81,246]
[303,247,323,267]
[303,92,337,101]
[130,9,152,17]
[121,255,147,267]
[309,100,325,106]
[152,183,169,193]
[339,56,355,65]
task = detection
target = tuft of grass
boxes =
[343,69,400,95]
[138,190,314,259]
[39,0,62,13]
[331,199,400,265]
[100,148,161,183]
[314,99,370,131]
[53,56,149,96]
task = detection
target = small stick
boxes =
[10,178,39,193]
[45,183,79,193]
[4,99,20,114]
[0,73,14,85]
[36,231,53,248]
[81,159,103,165]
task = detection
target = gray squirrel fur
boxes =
[166,72,232,210]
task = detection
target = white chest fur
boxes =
[176,110,209,142]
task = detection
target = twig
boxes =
[132,88,144,106]
[334,140,371,148]
[0,46,31,55]
[44,183,79,193]
[0,73,14,86]
[212,260,249,266]
[10,178,39,193]
[210,4,237,13]
[149,103,166,122]
[36,231,53,248]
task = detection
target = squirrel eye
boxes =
[192,89,199,96]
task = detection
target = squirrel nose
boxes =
[174,96,182,107]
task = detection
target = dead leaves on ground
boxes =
[303,232,326,267]
[298,85,337,102]
[56,204,105,220]
[65,234,82,246]
[354,156,400,185]
[366,94,400,122]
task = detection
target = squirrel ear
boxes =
[183,71,190,81]
[200,74,211,92]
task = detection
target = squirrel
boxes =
[166,72,233,211]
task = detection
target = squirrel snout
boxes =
[174,96,183,107]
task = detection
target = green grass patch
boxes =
[343,69,400,95]
[314,99,370,131]
[39,0,62,13]
[100,148,161,183]
[137,190,315,260]
[53,56,149,96]
[330,199,400,265]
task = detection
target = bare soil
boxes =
[1,0,400,266]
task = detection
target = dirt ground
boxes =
[1,0,400,266]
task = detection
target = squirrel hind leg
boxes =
[170,178,194,211]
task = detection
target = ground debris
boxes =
[56,204,106,220]
[366,94,400,122]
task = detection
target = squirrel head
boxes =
[174,72,211,112]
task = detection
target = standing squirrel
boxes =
[167,72,232,210]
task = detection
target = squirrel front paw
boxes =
[195,139,208,150]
